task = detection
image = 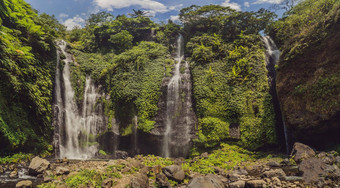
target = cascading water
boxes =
[262,36,289,154]
[162,34,195,158]
[53,40,106,159]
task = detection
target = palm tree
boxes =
[129,9,151,18]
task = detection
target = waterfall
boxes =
[262,36,289,154]
[53,40,106,159]
[162,34,195,158]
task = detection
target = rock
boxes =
[281,165,299,176]
[151,165,162,175]
[115,150,128,159]
[290,142,315,163]
[271,177,281,185]
[229,180,246,188]
[44,170,54,177]
[10,170,18,178]
[245,180,266,188]
[101,178,113,188]
[298,157,325,183]
[156,173,171,188]
[16,180,32,188]
[324,164,340,178]
[44,176,53,182]
[261,169,286,179]
[55,166,70,175]
[232,168,248,176]
[163,165,185,182]
[266,161,280,168]
[0,166,3,174]
[28,156,50,176]
[200,152,209,158]
[284,176,303,182]
[187,174,224,188]
[131,173,149,188]
[335,156,340,164]
[280,159,290,166]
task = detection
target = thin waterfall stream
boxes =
[262,36,289,154]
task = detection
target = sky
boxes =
[25,0,286,30]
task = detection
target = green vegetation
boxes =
[0,0,65,152]
[142,155,174,167]
[0,153,32,164]
[183,5,277,150]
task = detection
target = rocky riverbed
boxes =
[1,142,340,188]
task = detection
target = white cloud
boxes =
[170,15,180,22]
[221,0,241,11]
[244,2,250,7]
[63,15,85,30]
[93,0,171,14]
[59,13,69,18]
[253,0,284,4]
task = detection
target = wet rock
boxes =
[163,165,185,182]
[187,174,223,188]
[245,180,266,188]
[156,173,171,188]
[229,180,246,188]
[28,156,50,176]
[266,161,280,168]
[284,176,303,182]
[10,170,18,178]
[290,142,315,163]
[56,166,70,175]
[101,178,113,188]
[131,173,149,188]
[116,150,128,159]
[261,168,286,179]
[299,157,325,183]
[16,180,32,188]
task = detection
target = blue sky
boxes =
[25,0,285,30]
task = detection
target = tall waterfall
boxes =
[162,34,195,158]
[262,36,289,154]
[53,40,106,159]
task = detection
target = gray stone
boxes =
[245,180,266,188]
[163,165,185,182]
[261,169,286,179]
[101,178,113,188]
[44,176,53,183]
[290,142,315,163]
[232,168,248,176]
[266,161,280,168]
[299,157,325,183]
[28,156,50,176]
[187,174,223,188]
[229,180,246,188]
[284,176,303,182]
[55,166,70,175]
[16,180,32,188]
[131,173,149,188]
[156,173,171,188]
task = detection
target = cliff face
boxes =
[277,20,340,149]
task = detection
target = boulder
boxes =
[298,157,325,183]
[9,170,18,178]
[55,166,70,175]
[245,180,266,188]
[163,165,185,182]
[290,142,315,163]
[115,150,128,159]
[16,180,32,188]
[229,180,246,188]
[266,161,280,168]
[28,156,50,176]
[43,176,53,183]
[156,173,171,188]
[261,169,286,179]
[232,168,248,176]
[101,178,113,188]
[131,173,149,188]
[187,174,224,188]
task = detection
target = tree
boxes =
[271,0,301,11]
[128,9,151,18]
[86,11,113,26]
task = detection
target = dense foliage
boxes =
[183,5,277,150]
[0,0,65,153]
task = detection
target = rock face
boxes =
[16,180,33,188]
[187,174,224,188]
[163,165,185,182]
[291,142,316,162]
[28,156,50,175]
[276,18,340,149]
